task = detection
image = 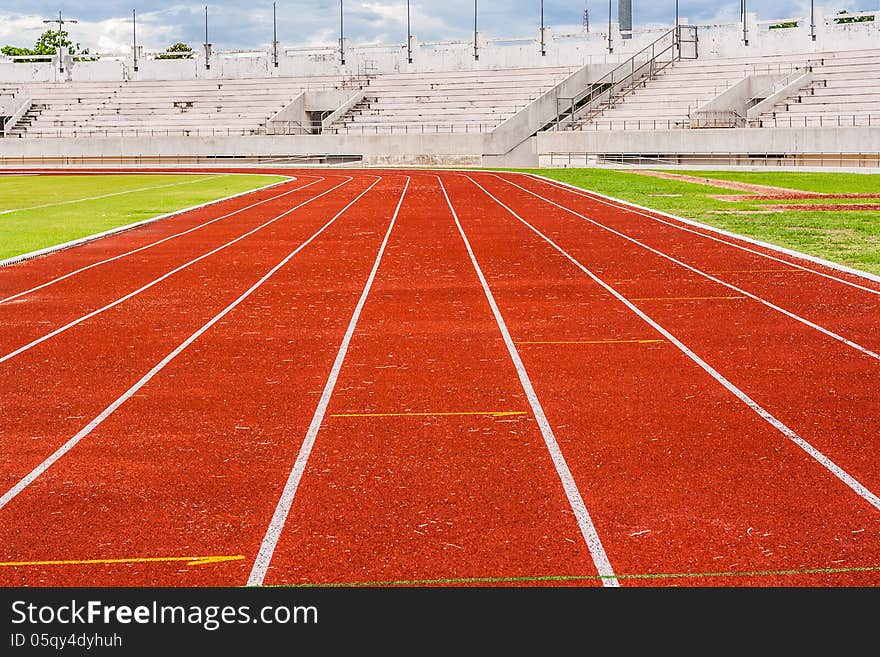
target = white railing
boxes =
[756,114,880,128]
[546,151,880,168]
[556,113,880,132]
[9,121,497,138]
[0,153,366,167]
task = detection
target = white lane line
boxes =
[468,175,880,513]
[0,174,228,215]
[247,177,411,587]
[439,175,619,588]
[0,177,382,514]
[0,177,355,365]
[517,172,880,292]
[494,175,879,362]
[0,176,297,270]
[0,177,324,304]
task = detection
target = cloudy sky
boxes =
[0,1,874,53]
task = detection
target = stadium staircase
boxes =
[753,49,880,128]
[6,102,46,136]
[558,46,880,132]
[550,25,698,131]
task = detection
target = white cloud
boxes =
[0,11,190,54]
[1,2,877,52]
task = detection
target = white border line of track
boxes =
[0,176,381,514]
[519,172,880,289]
[493,175,879,361]
[440,175,620,588]
[0,174,295,269]
[467,175,880,514]
[0,174,230,215]
[0,176,352,364]
[248,176,410,587]
[0,176,325,305]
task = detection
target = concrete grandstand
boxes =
[1,6,879,167]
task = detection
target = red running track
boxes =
[0,168,877,587]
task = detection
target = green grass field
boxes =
[0,173,288,261]
[519,168,880,276]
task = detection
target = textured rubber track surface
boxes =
[0,168,876,587]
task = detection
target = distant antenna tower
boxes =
[583,2,590,32]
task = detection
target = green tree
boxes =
[769,21,798,30]
[2,28,92,62]
[0,46,35,57]
[155,42,194,60]
[834,10,874,24]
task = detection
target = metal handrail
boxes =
[547,151,880,168]
[0,153,367,167]
[743,62,821,111]
[689,109,747,128]
[4,120,499,138]
[551,112,880,132]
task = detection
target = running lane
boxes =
[495,172,880,351]
[0,174,403,586]
[441,173,880,586]
[470,173,880,497]
[0,175,337,352]
[0,175,373,496]
[0,173,310,297]
[253,173,609,588]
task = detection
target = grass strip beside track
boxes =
[666,170,880,195]
[0,173,288,260]
[515,168,880,275]
[272,565,880,587]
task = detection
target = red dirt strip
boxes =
[766,204,880,212]
[442,173,880,586]
[630,170,880,201]
[521,173,880,297]
[253,173,607,587]
[0,174,399,585]
[0,174,372,499]
[503,174,880,352]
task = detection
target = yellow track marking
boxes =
[712,270,800,274]
[0,555,245,568]
[630,296,746,302]
[517,339,664,345]
[329,411,528,419]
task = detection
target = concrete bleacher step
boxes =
[570,45,880,132]
[328,65,571,132]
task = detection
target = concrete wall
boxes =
[536,126,880,166]
[700,9,880,58]
[0,132,484,167]
[483,137,538,168]
[2,124,878,169]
